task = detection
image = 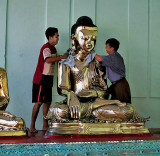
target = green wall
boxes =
[0,0,160,129]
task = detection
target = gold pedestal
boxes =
[0,115,28,136]
[0,130,28,136]
[47,122,149,135]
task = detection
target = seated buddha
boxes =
[0,67,27,136]
[46,16,149,134]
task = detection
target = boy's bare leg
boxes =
[30,102,42,132]
[42,102,51,130]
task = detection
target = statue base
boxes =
[46,122,149,135]
[0,130,28,136]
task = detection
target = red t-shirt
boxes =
[33,42,57,84]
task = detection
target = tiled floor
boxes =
[1,129,160,155]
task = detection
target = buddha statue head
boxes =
[71,16,98,60]
[75,26,98,52]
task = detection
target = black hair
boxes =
[45,27,58,40]
[71,16,97,36]
[76,16,96,27]
[71,24,77,35]
[106,38,120,51]
[74,16,97,32]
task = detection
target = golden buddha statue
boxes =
[0,67,27,136]
[46,16,149,135]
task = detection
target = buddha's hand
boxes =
[116,100,126,107]
[77,89,97,98]
[68,91,81,119]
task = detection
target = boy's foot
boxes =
[42,127,48,131]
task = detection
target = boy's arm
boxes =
[45,54,67,63]
[95,54,102,62]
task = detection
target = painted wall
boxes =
[0,0,160,129]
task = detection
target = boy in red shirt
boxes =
[30,27,67,133]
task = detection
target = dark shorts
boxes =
[32,83,52,103]
[107,78,131,103]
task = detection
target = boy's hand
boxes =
[61,54,68,59]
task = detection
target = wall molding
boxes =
[0,0,8,68]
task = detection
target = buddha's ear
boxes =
[71,34,75,39]
[74,39,81,51]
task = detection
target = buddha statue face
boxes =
[75,26,98,53]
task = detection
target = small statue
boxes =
[46,16,149,135]
[0,67,27,136]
